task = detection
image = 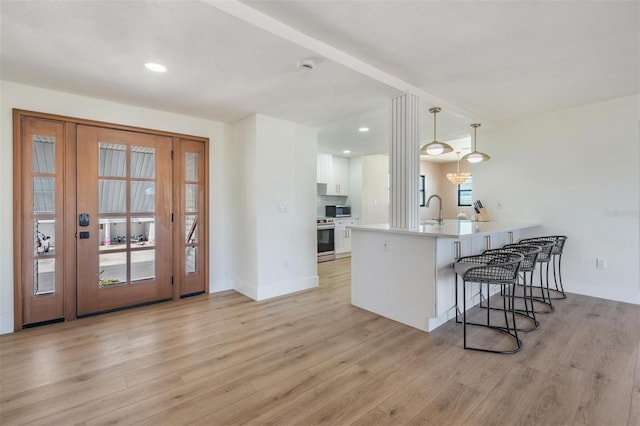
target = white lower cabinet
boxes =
[335,218,359,257]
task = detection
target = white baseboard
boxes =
[210,278,234,293]
[231,275,320,302]
[256,275,319,301]
[0,315,14,335]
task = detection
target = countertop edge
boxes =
[349,220,540,238]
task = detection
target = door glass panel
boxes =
[131,146,155,178]
[185,215,198,244]
[99,252,127,287]
[185,184,198,212]
[131,217,155,247]
[33,135,55,173]
[185,152,198,181]
[33,177,55,214]
[131,181,155,213]
[131,250,155,282]
[99,143,126,177]
[34,219,55,255]
[33,258,55,295]
[99,180,127,213]
[99,217,127,250]
[181,141,206,296]
[186,246,197,274]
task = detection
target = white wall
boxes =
[232,114,318,301]
[230,115,258,296]
[420,161,447,220]
[474,95,639,304]
[0,80,234,334]
[420,159,478,222]
[348,156,363,220]
[361,154,389,225]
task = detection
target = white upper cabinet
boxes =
[331,156,349,195]
[317,153,332,184]
[317,153,349,196]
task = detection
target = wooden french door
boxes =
[177,139,207,296]
[16,117,66,325]
[75,126,173,316]
[15,110,209,329]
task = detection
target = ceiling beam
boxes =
[203,0,495,125]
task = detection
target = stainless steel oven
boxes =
[317,218,335,262]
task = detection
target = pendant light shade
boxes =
[420,107,454,156]
[462,123,490,163]
[447,151,471,185]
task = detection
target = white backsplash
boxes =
[317,195,348,218]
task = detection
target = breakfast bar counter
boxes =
[350,220,539,332]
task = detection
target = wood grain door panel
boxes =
[19,117,66,326]
[76,125,173,316]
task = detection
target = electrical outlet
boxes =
[596,258,607,269]
[383,240,389,251]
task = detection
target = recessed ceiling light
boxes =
[145,62,167,73]
[343,150,351,154]
[358,127,369,132]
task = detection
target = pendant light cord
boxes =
[433,110,437,142]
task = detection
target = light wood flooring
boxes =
[1,257,639,425]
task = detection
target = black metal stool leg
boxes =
[535,263,555,313]
[463,279,467,349]
[509,283,520,344]
[550,254,567,299]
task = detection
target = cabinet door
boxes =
[331,156,349,195]
[334,225,346,253]
[337,219,358,253]
[343,227,352,252]
[317,153,332,184]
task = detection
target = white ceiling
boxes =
[1,1,638,161]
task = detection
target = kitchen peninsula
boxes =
[350,220,539,332]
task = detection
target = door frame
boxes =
[13,109,209,331]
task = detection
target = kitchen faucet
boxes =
[426,194,443,224]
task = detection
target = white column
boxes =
[390,92,420,229]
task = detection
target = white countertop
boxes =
[350,219,538,238]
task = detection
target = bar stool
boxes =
[484,244,542,331]
[549,236,567,299]
[520,236,567,300]
[517,238,555,313]
[454,252,524,354]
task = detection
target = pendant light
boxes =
[462,123,490,163]
[447,151,471,185]
[420,107,454,156]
